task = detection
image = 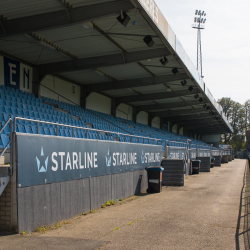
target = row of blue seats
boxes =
[0,109,74,122]
[0,96,54,110]
[0,91,37,101]
[0,85,35,97]
[0,93,42,104]
[0,117,85,133]
[0,102,71,117]
[14,124,159,144]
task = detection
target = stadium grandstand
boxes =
[0,0,233,233]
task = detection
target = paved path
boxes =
[0,159,246,250]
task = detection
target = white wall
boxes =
[152,117,160,128]
[172,124,178,133]
[40,75,80,105]
[179,127,183,135]
[86,92,111,114]
[137,111,148,125]
[116,103,132,120]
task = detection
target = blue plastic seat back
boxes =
[60,129,66,137]
[12,101,18,108]
[17,124,26,133]
[1,123,10,134]
[0,105,5,113]
[24,125,32,134]
[0,114,5,122]
[0,99,6,105]
[6,96,12,101]
[43,127,51,135]
[4,106,11,113]
[28,111,35,117]
[33,106,38,112]
[11,107,18,115]
[1,134,9,147]
[49,127,56,136]
[38,127,45,135]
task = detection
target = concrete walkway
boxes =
[0,159,246,250]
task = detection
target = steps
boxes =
[196,157,211,172]
[214,156,221,166]
[161,159,185,186]
[0,170,10,196]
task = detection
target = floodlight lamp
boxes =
[160,56,168,66]
[143,35,154,47]
[194,94,199,99]
[204,18,206,23]
[195,10,198,15]
[116,11,131,27]
[201,18,203,23]
[199,98,203,102]
[202,11,204,15]
[198,10,201,15]
[181,80,187,86]
[172,67,179,75]
[82,22,93,29]
[188,86,193,92]
[194,17,197,22]
[197,18,200,23]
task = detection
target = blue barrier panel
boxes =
[189,149,197,160]
[197,149,211,157]
[166,146,186,159]
[16,133,162,187]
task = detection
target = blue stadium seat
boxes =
[1,134,9,148]
[49,127,56,136]
[17,124,25,133]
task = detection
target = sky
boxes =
[154,0,250,104]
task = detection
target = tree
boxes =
[218,97,246,152]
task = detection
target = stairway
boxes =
[161,159,185,186]
[0,166,10,197]
[196,157,211,172]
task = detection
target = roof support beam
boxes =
[136,99,206,112]
[166,113,214,121]
[174,119,221,125]
[86,72,188,92]
[39,47,170,75]
[153,107,205,117]
[0,0,135,37]
[118,88,200,103]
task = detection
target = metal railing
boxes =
[13,117,163,145]
[0,118,12,175]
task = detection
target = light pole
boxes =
[192,10,206,78]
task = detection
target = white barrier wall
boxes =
[172,124,178,133]
[179,127,183,135]
[40,75,80,105]
[86,92,111,115]
[152,117,160,128]
[116,103,133,120]
[137,111,148,125]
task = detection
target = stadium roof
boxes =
[0,0,233,135]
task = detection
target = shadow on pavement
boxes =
[235,159,250,250]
